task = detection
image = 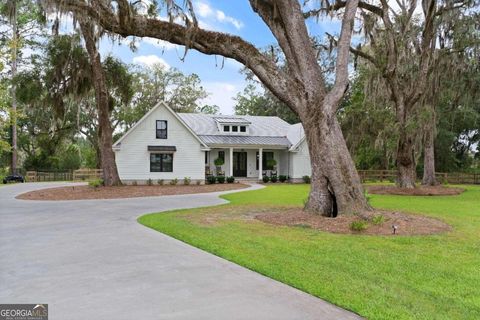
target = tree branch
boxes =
[324,0,359,113]
[44,0,300,109]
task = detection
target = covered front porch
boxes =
[205,147,289,180]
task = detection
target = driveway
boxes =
[0,182,361,319]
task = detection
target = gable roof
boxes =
[113,103,306,150]
[113,102,209,149]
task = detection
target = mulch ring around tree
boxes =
[255,208,451,236]
[16,183,249,201]
[367,185,465,196]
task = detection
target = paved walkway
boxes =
[0,182,361,319]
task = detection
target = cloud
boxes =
[194,1,244,30]
[132,55,170,69]
[201,82,241,115]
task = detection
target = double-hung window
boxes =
[156,120,168,139]
[150,153,173,172]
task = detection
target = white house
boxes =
[113,102,312,184]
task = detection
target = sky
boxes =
[90,1,342,115]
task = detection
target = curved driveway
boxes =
[0,182,360,320]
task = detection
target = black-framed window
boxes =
[223,125,230,132]
[256,151,274,170]
[150,153,173,172]
[156,120,168,139]
[218,151,225,161]
[240,126,246,132]
[205,151,208,164]
[232,126,238,132]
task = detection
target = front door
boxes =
[233,152,247,177]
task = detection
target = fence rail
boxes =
[358,170,479,185]
[73,169,103,181]
[25,169,103,182]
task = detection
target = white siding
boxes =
[114,105,205,182]
[289,140,311,178]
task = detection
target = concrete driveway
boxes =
[0,182,361,320]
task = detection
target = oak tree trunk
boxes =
[302,110,371,216]
[10,2,18,175]
[422,107,437,185]
[80,21,121,186]
[396,131,416,188]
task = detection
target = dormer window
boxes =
[214,116,251,135]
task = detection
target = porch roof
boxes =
[198,135,291,147]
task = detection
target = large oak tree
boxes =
[43,0,370,215]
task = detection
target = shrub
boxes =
[157,179,164,185]
[266,159,277,168]
[88,178,103,188]
[350,220,368,232]
[270,175,278,183]
[279,175,287,183]
[206,176,217,184]
[183,177,191,185]
[372,215,385,225]
[262,176,270,183]
[214,158,224,166]
[147,178,153,186]
[131,180,137,186]
[226,176,235,183]
[196,180,202,185]
[216,176,225,184]
[302,175,311,184]
[170,178,178,185]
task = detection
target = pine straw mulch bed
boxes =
[16,183,248,201]
[367,185,464,196]
[185,206,451,236]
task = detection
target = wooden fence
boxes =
[72,169,103,181]
[26,169,103,182]
[26,170,73,182]
[358,170,479,185]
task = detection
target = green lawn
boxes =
[138,184,480,320]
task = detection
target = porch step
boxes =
[235,177,260,183]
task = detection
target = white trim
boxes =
[289,136,305,152]
[113,102,209,149]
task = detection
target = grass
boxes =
[138,184,480,319]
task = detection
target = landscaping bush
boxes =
[262,176,270,183]
[270,175,278,183]
[170,178,178,185]
[88,178,103,188]
[157,179,164,185]
[227,176,235,183]
[147,178,153,186]
[131,180,138,186]
[372,215,385,225]
[279,175,287,183]
[350,220,368,232]
[206,176,217,184]
[302,175,311,184]
[196,180,202,185]
[183,177,191,185]
[217,176,225,184]
[266,159,277,169]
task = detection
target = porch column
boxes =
[229,147,234,177]
[258,148,263,181]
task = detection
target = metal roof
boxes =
[198,135,291,147]
[178,113,292,137]
[213,117,251,124]
[147,145,177,152]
